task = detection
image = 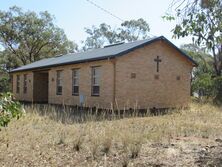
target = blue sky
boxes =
[1,0,192,47]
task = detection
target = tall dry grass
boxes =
[0,103,222,166]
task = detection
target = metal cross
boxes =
[154,56,162,72]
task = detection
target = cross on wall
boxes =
[154,56,162,72]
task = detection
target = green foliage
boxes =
[192,73,215,98]
[0,6,78,70]
[161,14,175,21]
[0,92,24,127]
[0,76,10,93]
[182,45,214,95]
[0,62,10,92]
[182,44,222,104]
[164,0,222,76]
[82,18,150,50]
[119,18,150,42]
[181,44,214,75]
[166,0,222,104]
[193,75,222,105]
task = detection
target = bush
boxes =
[0,77,10,93]
[0,92,24,127]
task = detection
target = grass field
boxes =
[0,103,222,167]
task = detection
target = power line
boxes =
[85,0,156,37]
[85,0,124,22]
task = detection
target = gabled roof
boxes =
[10,36,197,73]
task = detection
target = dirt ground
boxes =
[1,135,222,167]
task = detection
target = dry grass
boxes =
[0,103,222,166]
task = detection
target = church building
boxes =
[10,36,197,109]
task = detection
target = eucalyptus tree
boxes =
[164,0,222,103]
[0,6,77,69]
[82,18,151,50]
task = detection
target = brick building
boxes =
[10,36,197,109]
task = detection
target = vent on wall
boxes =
[154,75,159,80]
[131,73,136,79]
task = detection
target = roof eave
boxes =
[9,36,198,73]
[9,55,114,73]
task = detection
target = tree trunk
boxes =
[212,46,222,104]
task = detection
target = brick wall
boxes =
[12,40,193,109]
[48,60,114,108]
[115,40,193,109]
[12,72,33,102]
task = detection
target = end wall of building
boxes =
[115,40,193,109]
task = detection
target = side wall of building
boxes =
[12,72,33,101]
[115,40,193,109]
[48,60,114,108]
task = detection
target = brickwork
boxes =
[12,40,193,109]
[115,40,192,109]
[12,72,33,102]
[48,60,114,108]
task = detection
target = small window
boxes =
[176,76,181,80]
[72,69,79,96]
[23,74,27,94]
[16,75,20,93]
[91,66,101,96]
[56,70,63,95]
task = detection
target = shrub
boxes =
[101,136,112,154]
[0,92,24,127]
[73,134,84,152]
[0,76,10,93]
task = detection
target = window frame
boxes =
[23,74,27,94]
[56,70,63,95]
[91,66,101,96]
[16,75,20,94]
[72,68,80,96]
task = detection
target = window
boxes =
[72,69,79,96]
[16,75,20,93]
[23,74,27,94]
[56,70,63,95]
[91,66,101,96]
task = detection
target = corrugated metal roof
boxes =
[11,36,197,73]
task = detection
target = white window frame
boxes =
[16,75,20,94]
[56,70,63,95]
[91,66,101,96]
[23,74,27,94]
[72,69,79,96]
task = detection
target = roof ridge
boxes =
[10,36,197,73]
[67,36,160,56]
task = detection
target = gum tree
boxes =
[164,0,222,103]
[0,6,77,70]
[82,18,150,50]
